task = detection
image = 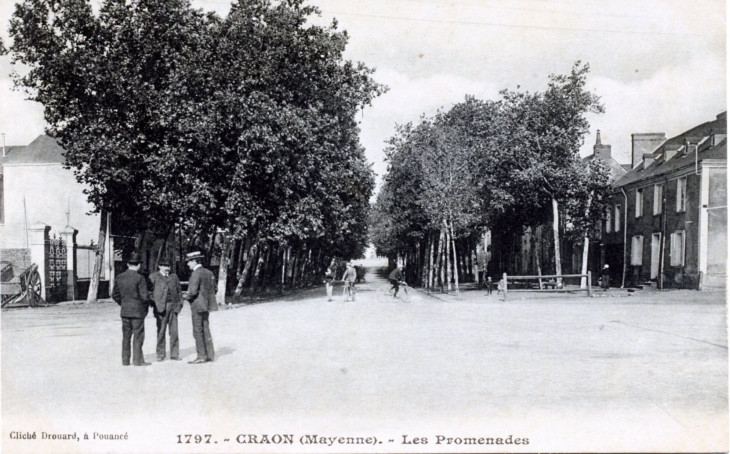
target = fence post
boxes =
[587,271,592,297]
[502,272,508,301]
[59,225,78,301]
[29,222,51,301]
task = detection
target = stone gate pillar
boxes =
[59,225,78,301]
[29,222,50,300]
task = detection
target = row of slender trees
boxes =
[370,63,614,293]
[5,0,385,301]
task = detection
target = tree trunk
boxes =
[450,223,459,296]
[230,238,241,279]
[279,246,287,294]
[581,236,590,289]
[436,231,442,290]
[534,234,544,289]
[207,229,218,261]
[467,244,473,283]
[291,249,300,288]
[428,233,435,290]
[580,191,594,288]
[552,198,562,285]
[178,223,184,268]
[236,237,249,278]
[87,209,108,304]
[260,243,275,292]
[234,242,256,297]
[216,232,233,305]
[250,244,266,293]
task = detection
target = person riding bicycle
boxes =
[341,262,357,301]
[388,265,404,298]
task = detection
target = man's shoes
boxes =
[122,363,130,366]
[206,358,214,362]
[170,357,182,361]
[157,357,165,362]
[134,362,152,366]
[188,358,207,364]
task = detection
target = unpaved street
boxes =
[2,263,727,453]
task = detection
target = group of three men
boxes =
[111,251,217,366]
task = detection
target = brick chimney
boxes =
[593,129,612,160]
[632,133,665,168]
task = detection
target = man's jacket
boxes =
[187,266,218,313]
[149,271,183,314]
[112,269,150,318]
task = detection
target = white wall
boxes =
[1,163,100,249]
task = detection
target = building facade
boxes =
[1,135,110,301]
[605,112,727,290]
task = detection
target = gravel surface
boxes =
[2,262,727,453]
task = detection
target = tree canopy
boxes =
[371,62,611,288]
[7,0,385,297]
[7,0,383,249]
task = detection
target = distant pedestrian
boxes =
[496,277,505,295]
[601,264,611,290]
[112,252,151,366]
[342,262,357,301]
[388,265,404,298]
[355,264,366,283]
[182,251,217,364]
[486,276,493,295]
[149,259,183,362]
[324,266,335,302]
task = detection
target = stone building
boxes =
[0,135,110,302]
[605,112,727,290]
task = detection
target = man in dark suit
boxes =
[182,251,217,364]
[149,259,183,361]
[112,252,151,366]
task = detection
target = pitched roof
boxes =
[1,135,65,165]
[617,139,726,187]
[581,153,629,182]
[616,113,727,187]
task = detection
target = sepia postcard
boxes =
[1,0,727,453]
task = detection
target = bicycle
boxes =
[343,281,357,302]
[383,280,410,303]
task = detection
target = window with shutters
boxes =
[653,184,663,215]
[631,235,643,265]
[676,177,687,212]
[635,188,643,217]
[670,230,686,267]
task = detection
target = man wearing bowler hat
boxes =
[149,258,183,361]
[112,252,151,366]
[182,251,217,364]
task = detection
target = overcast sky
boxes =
[1,0,726,186]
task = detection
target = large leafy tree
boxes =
[372,63,610,288]
[486,62,605,279]
[7,0,384,300]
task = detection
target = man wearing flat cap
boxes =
[182,251,217,364]
[149,258,183,361]
[112,252,151,366]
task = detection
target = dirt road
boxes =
[2,264,727,453]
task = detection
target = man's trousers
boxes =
[155,306,179,360]
[191,310,215,361]
[121,317,145,365]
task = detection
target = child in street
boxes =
[496,278,505,295]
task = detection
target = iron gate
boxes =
[48,235,68,303]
